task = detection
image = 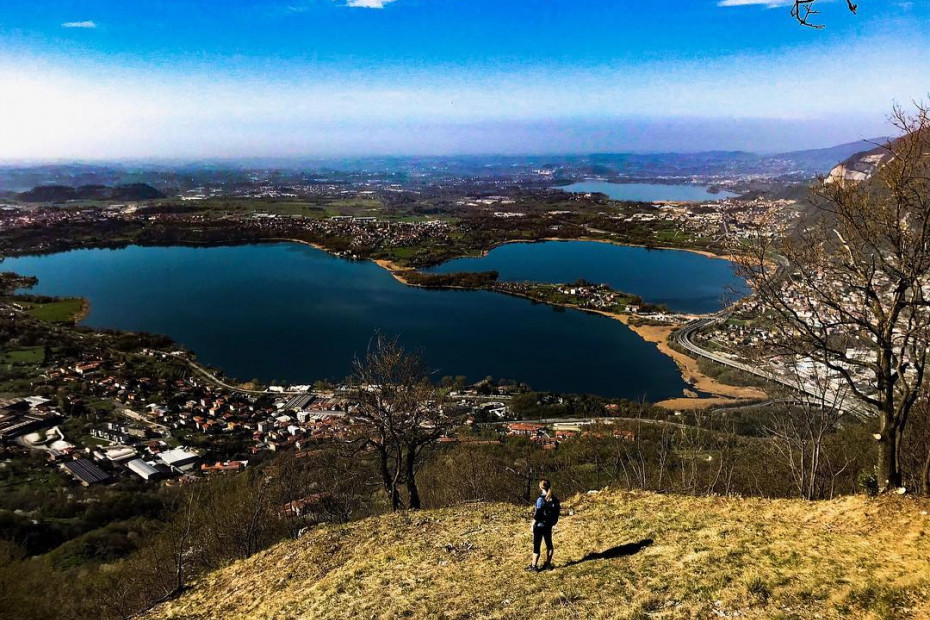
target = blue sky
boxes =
[0,0,928,159]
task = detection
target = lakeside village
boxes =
[0,347,639,491]
[0,185,797,261]
[692,272,903,398]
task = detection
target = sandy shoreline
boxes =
[563,307,765,409]
[280,238,419,287]
[282,236,761,408]
[73,298,91,323]
[616,320,766,409]
[372,259,417,285]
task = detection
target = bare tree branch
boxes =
[792,0,858,29]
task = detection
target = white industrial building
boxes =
[126,458,162,481]
[157,447,199,471]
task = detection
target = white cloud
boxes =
[285,0,397,11]
[343,0,397,7]
[0,33,925,159]
[61,21,97,29]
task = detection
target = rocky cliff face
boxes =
[825,141,893,186]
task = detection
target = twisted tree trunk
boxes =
[921,450,930,496]
[405,444,421,510]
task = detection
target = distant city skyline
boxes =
[1,0,928,160]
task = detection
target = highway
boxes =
[167,353,306,396]
[672,315,875,419]
[665,252,873,418]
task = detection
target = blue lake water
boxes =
[559,181,738,202]
[428,241,746,314]
[2,243,693,400]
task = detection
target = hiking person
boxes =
[527,478,560,572]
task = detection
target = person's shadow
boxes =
[560,538,654,568]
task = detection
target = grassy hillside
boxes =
[147,491,930,620]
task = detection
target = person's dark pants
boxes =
[533,524,553,555]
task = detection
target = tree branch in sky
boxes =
[792,0,858,29]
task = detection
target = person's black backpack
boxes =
[540,496,561,526]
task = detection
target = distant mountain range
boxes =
[0,139,896,194]
[773,138,891,177]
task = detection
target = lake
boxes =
[427,240,746,314]
[559,181,738,202]
[3,243,691,400]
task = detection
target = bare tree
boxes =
[419,446,509,506]
[275,448,375,532]
[273,450,312,539]
[791,0,858,29]
[350,334,453,510]
[153,483,203,599]
[607,405,675,492]
[765,362,849,500]
[901,397,930,495]
[198,469,282,564]
[736,105,930,492]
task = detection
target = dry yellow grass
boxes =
[147,491,930,620]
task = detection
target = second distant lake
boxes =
[427,241,747,314]
[559,181,738,202]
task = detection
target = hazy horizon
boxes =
[1,0,928,159]
[0,121,895,166]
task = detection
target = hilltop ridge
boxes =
[146,490,930,620]
[774,138,891,175]
[826,143,893,185]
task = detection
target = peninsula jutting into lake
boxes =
[427,239,747,314]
